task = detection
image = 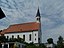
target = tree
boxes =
[58,36,63,42]
[0,35,6,42]
[47,38,53,44]
[47,38,57,48]
[57,36,64,48]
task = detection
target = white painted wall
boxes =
[4,31,38,43]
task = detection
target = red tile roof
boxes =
[1,22,40,34]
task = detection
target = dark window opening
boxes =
[37,18,40,22]
[35,38,36,41]
[23,35,25,41]
[7,36,9,41]
[29,34,31,41]
[17,35,19,38]
[37,18,39,20]
[37,18,40,20]
[12,35,14,39]
[7,36,9,39]
[35,34,36,36]
[38,38,40,40]
[38,38,40,43]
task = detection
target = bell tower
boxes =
[36,8,41,23]
[36,8,41,44]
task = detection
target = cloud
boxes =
[42,24,64,43]
[41,17,56,31]
[1,0,64,43]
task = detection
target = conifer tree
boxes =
[57,36,64,48]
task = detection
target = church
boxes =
[0,8,42,43]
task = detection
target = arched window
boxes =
[17,35,19,38]
[29,34,31,41]
[23,35,25,41]
[12,35,14,39]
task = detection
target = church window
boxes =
[7,36,9,38]
[37,18,39,20]
[17,35,19,38]
[38,38,40,40]
[29,34,31,41]
[35,34,36,36]
[23,35,25,41]
[12,35,14,39]
[35,38,36,41]
[37,17,40,20]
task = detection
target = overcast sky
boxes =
[0,0,64,43]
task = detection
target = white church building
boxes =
[0,8,42,43]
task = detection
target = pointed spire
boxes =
[0,8,6,19]
[36,8,40,17]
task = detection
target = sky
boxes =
[0,0,64,43]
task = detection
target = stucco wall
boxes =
[4,31,38,43]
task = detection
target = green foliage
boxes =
[57,36,64,48]
[58,36,63,42]
[1,35,64,48]
[26,45,37,48]
[9,36,24,43]
[40,44,47,48]
[0,35,25,43]
[0,35,6,42]
[47,38,53,44]
[26,45,46,48]
[26,43,46,48]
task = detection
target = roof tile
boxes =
[2,22,40,34]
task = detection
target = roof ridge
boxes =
[1,21,39,34]
[10,22,36,26]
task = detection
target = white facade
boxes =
[1,8,42,44]
[4,31,38,43]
